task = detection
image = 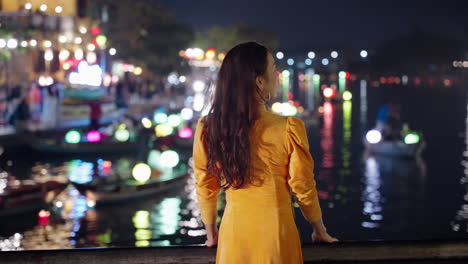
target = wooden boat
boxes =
[70,164,188,204]
[0,176,69,216]
[364,139,426,157]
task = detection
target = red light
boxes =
[288,92,294,100]
[414,77,421,86]
[90,27,101,36]
[345,72,350,79]
[379,77,387,84]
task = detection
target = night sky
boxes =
[155,0,466,51]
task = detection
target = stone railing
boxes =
[0,240,467,264]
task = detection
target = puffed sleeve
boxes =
[193,117,221,225]
[286,116,322,223]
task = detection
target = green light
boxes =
[96,35,107,48]
[313,74,320,82]
[404,133,420,144]
[342,91,352,101]
[153,112,167,124]
[167,114,182,127]
[65,130,81,144]
[147,150,161,169]
[339,71,346,79]
[115,129,130,142]
[160,150,179,168]
[281,70,290,78]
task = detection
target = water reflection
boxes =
[361,153,427,234]
[451,96,468,233]
[316,102,336,202]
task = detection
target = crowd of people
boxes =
[0,75,187,131]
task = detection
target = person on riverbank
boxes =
[193,42,337,264]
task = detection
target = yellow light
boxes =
[205,49,216,60]
[272,102,282,113]
[115,129,130,142]
[39,4,47,12]
[134,67,143,76]
[55,6,63,14]
[342,91,352,101]
[29,39,37,47]
[43,40,52,48]
[63,62,71,70]
[155,124,174,137]
[74,37,82,44]
[141,117,152,129]
[132,163,151,183]
[25,2,32,10]
[218,52,226,61]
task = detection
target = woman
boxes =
[193,42,337,263]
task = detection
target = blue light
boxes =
[287,58,294,66]
[305,59,312,65]
[322,58,329,66]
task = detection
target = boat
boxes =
[70,164,188,204]
[27,125,151,155]
[364,128,425,157]
[0,174,69,216]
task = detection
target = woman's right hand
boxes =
[312,231,338,243]
[311,218,338,243]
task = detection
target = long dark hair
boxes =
[202,42,269,190]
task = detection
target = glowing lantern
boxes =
[153,112,167,124]
[90,27,102,36]
[366,130,382,144]
[205,49,216,60]
[68,61,103,87]
[147,150,161,169]
[180,108,193,120]
[168,114,182,127]
[65,130,81,144]
[342,91,352,101]
[218,52,226,61]
[404,133,420,145]
[132,163,151,183]
[155,124,173,137]
[178,127,193,139]
[272,102,282,113]
[160,150,179,168]
[141,117,152,129]
[86,130,102,142]
[323,87,334,98]
[115,128,130,142]
[96,35,107,48]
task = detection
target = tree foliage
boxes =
[96,0,194,75]
[194,24,278,52]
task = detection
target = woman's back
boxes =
[194,108,322,263]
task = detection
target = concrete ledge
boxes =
[0,240,467,263]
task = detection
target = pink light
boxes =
[323,87,334,98]
[178,127,193,139]
[86,130,102,142]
